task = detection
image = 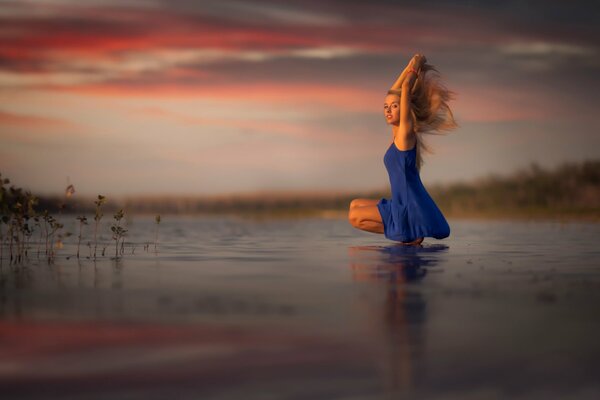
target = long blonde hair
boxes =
[387,63,458,171]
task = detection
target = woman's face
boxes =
[383,94,400,125]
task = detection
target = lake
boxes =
[1,215,600,399]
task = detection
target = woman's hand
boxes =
[401,53,426,92]
[390,53,427,91]
[407,53,427,74]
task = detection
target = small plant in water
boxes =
[54,201,68,255]
[93,195,106,259]
[7,201,21,263]
[9,191,37,263]
[76,215,88,259]
[0,174,9,264]
[24,193,38,258]
[154,214,161,252]
[47,216,63,262]
[111,209,127,259]
[55,181,74,256]
[42,210,50,255]
[33,215,42,258]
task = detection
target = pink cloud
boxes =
[0,110,77,128]
[57,82,381,113]
[452,84,564,123]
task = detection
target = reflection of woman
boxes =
[349,244,448,394]
[348,54,458,245]
[349,243,448,284]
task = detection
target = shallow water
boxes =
[1,216,600,399]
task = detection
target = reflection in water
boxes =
[1,215,599,398]
[348,244,449,397]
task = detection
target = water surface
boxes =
[1,216,600,399]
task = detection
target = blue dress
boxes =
[377,141,450,242]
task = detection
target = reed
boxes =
[12,202,22,263]
[33,215,42,258]
[54,202,67,255]
[1,171,166,264]
[7,205,15,263]
[42,211,50,256]
[0,174,7,264]
[154,214,161,252]
[110,209,127,259]
[0,176,40,265]
[76,216,88,259]
[47,215,63,263]
[93,195,106,260]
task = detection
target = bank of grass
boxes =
[427,160,599,221]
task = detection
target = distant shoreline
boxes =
[312,209,600,223]
[54,208,599,223]
[4,159,599,224]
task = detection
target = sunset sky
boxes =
[1,0,599,198]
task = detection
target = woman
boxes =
[348,54,458,245]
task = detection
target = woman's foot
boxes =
[400,237,424,246]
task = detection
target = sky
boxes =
[1,0,599,198]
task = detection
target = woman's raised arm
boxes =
[398,54,426,137]
[389,66,411,92]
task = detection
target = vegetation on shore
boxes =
[428,160,599,221]
[3,160,599,227]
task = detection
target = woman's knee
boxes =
[349,198,378,210]
[348,208,368,228]
[348,208,359,227]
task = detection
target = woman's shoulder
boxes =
[392,129,417,150]
[392,136,417,152]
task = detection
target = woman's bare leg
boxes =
[349,201,424,244]
[348,205,385,234]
